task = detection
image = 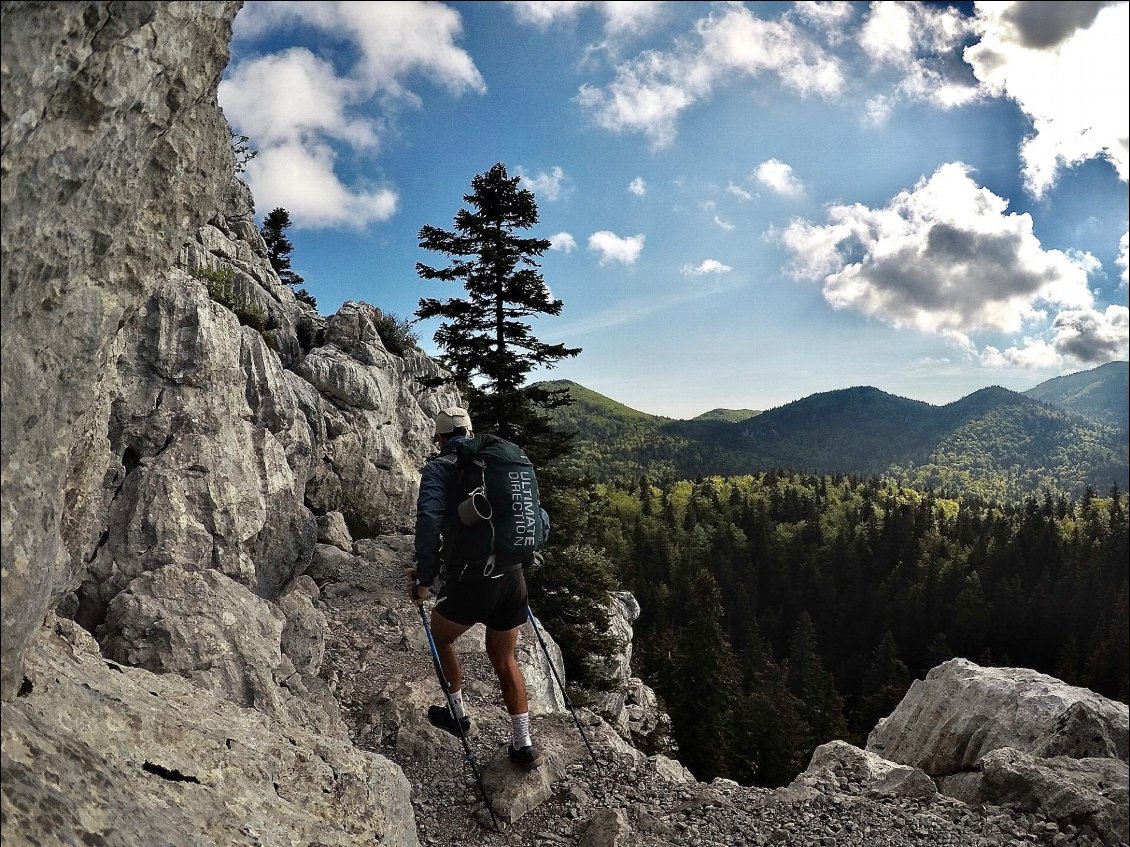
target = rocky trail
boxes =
[315,537,1105,847]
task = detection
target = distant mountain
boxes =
[535,365,1129,498]
[694,408,759,423]
[1024,360,1128,431]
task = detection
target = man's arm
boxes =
[413,458,450,586]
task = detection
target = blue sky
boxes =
[222,1,1129,419]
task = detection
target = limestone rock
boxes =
[866,658,1129,774]
[277,575,327,677]
[98,567,339,733]
[1,620,418,847]
[1,0,242,701]
[579,808,631,847]
[593,591,640,718]
[318,511,354,550]
[794,740,938,801]
[939,747,1129,846]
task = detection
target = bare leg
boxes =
[430,609,471,694]
[485,625,528,715]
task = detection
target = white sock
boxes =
[510,711,531,749]
[450,689,467,720]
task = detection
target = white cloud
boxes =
[220,49,377,148]
[713,216,735,232]
[588,231,645,265]
[628,176,648,196]
[726,182,754,201]
[1118,231,1129,288]
[235,1,485,98]
[245,141,397,229]
[222,1,484,229]
[575,4,842,148]
[778,161,1102,359]
[508,1,665,38]
[754,158,804,197]
[965,1,1129,197]
[517,166,570,201]
[682,259,733,276]
[549,232,578,252]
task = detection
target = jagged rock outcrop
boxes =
[3,616,417,846]
[867,658,1130,844]
[0,0,242,703]
[590,591,671,753]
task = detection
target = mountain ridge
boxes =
[536,362,1129,497]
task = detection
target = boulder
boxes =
[793,740,937,801]
[867,658,1129,773]
[867,659,1129,845]
[317,511,354,551]
[939,748,1129,846]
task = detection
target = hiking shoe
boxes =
[427,704,470,736]
[507,743,545,772]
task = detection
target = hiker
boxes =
[407,406,546,771]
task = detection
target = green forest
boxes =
[553,472,1129,788]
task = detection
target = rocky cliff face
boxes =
[0,0,243,704]
[3,5,1128,847]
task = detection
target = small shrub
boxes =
[373,308,419,357]
[236,303,268,333]
[192,265,236,308]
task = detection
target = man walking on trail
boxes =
[407,406,545,771]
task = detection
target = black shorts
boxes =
[433,568,528,631]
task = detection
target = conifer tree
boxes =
[786,612,848,756]
[670,570,740,781]
[854,630,910,737]
[416,162,581,465]
[260,207,316,308]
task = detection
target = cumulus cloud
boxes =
[244,141,397,229]
[588,231,645,265]
[778,161,1105,363]
[575,4,843,148]
[682,259,733,276]
[517,166,571,201]
[508,1,665,38]
[861,1,980,105]
[220,49,377,148]
[235,1,484,97]
[965,1,1129,197]
[222,1,482,229]
[549,232,578,252]
[628,176,648,196]
[713,216,735,232]
[754,159,804,197]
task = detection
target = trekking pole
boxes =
[417,603,501,833]
[526,607,601,769]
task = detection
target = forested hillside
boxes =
[538,362,1129,499]
[1024,360,1129,431]
[576,473,1129,788]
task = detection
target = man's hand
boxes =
[405,568,430,605]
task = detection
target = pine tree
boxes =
[854,630,910,738]
[669,569,740,781]
[786,611,848,757]
[416,162,581,465]
[259,207,316,308]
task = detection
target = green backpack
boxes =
[449,434,547,578]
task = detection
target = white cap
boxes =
[434,406,472,435]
